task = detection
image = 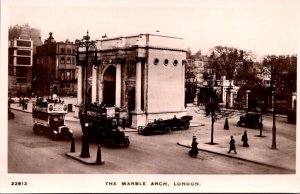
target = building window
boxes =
[16,57,30,65]
[173,59,178,66]
[37,58,39,64]
[60,48,65,54]
[66,71,71,80]
[60,72,65,80]
[60,57,65,64]
[164,59,169,66]
[67,48,71,54]
[41,58,44,64]
[67,57,71,64]
[17,50,31,56]
[16,40,31,47]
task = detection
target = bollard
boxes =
[96,146,103,165]
[80,135,90,158]
[70,138,75,153]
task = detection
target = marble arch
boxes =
[76,33,187,128]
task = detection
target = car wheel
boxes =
[164,127,171,134]
[183,123,190,130]
[124,138,130,147]
[67,133,73,140]
[138,128,142,135]
[107,139,115,148]
[33,125,40,135]
[51,132,58,141]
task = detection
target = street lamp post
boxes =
[271,62,277,149]
[76,31,100,158]
[50,71,54,100]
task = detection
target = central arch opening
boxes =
[103,65,116,106]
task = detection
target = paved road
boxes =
[8,110,292,174]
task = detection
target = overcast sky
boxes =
[5,0,299,58]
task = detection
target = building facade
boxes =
[8,24,42,97]
[34,33,77,97]
[76,33,187,128]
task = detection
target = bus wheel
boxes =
[51,132,58,141]
[67,133,73,140]
[124,138,130,147]
[33,125,40,135]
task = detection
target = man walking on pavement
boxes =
[228,136,237,154]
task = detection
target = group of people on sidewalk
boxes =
[190,130,249,157]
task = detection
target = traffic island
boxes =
[66,137,104,165]
[66,152,104,165]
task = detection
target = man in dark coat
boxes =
[189,136,199,158]
[228,136,237,154]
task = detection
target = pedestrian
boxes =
[22,98,25,110]
[121,117,126,130]
[224,118,229,130]
[241,130,249,147]
[189,136,199,158]
[228,136,237,154]
[25,99,28,110]
[8,96,11,109]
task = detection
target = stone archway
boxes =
[103,65,116,106]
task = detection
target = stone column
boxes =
[242,90,251,109]
[91,65,97,103]
[226,89,234,108]
[182,60,186,110]
[115,62,121,107]
[135,58,142,112]
[98,81,103,103]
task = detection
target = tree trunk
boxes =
[211,114,214,144]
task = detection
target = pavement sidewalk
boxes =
[178,126,296,172]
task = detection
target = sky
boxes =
[4,0,300,59]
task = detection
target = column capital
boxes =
[115,57,126,64]
[136,57,146,63]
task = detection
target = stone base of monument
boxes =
[66,152,104,165]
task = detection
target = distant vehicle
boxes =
[138,119,171,135]
[10,97,29,103]
[79,103,130,148]
[287,109,296,124]
[138,115,193,135]
[32,99,72,140]
[237,112,263,129]
[8,108,14,119]
[165,115,193,130]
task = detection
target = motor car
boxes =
[138,119,172,135]
[237,112,263,129]
[10,97,29,103]
[10,97,20,103]
[166,115,193,130]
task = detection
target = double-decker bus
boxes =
[32,99,72,140]
[79,103,130,148]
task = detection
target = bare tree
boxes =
[208,46,255,84]
[202,87,234,144]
